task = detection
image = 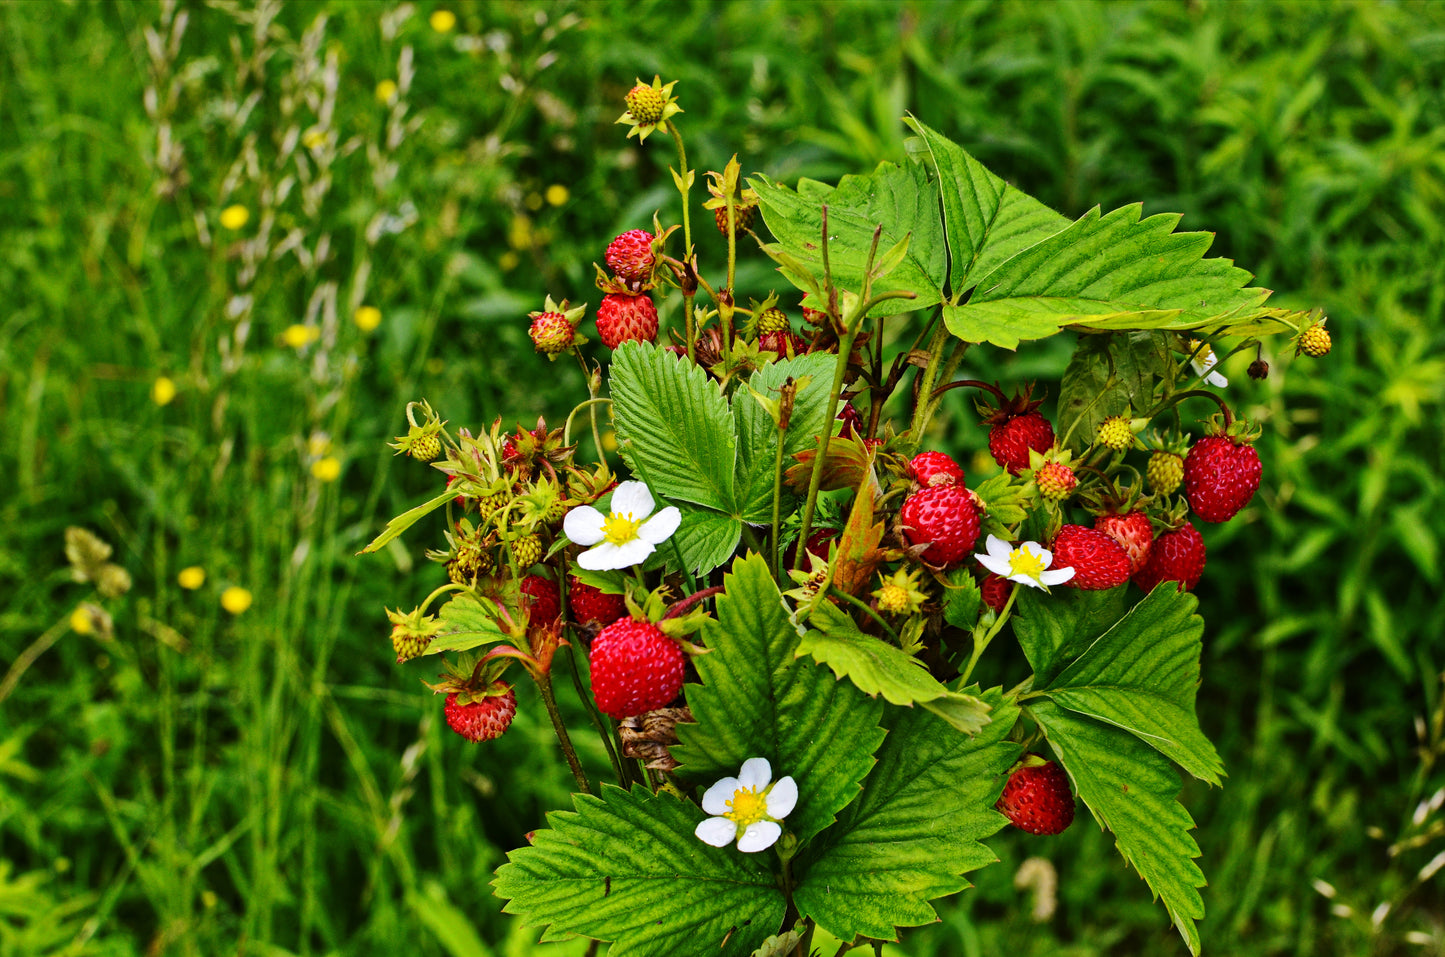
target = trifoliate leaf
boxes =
[610,342,737,512]
[671,554,885,842]
[493,784,784,957]
[793,689,1021,941]
[1011,586,1130,687]
[1027,700,1206,956]
[1037,586,1223,785]
[751,163,946,316]
[800,601,990,733]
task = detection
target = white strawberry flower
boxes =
[563,480,681,571]
[1190,341,1228,387]
[974,535,1075,591]
[694,757,797,853]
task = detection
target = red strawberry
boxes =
[1184,434,1261,523]
[596,293,658,349]
[909,451,965,488]
[979,572,1013,613]
[1093,510,1153,574]
[604,229,654,284]
[900,485,980,566]
[567,576,627,628]
[1051,524,1131,590]
[836,402,863,439]
[996,756,1075,835]
[1035,460,1077,501]
[759,329,807,359]
[444,686,517,742]
[520,574,560,625]
[989,412,1055,474]
[1132,521,1206,593]
[589,618,686,719]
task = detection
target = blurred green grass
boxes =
[2,1,1443,954]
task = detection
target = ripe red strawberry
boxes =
[900,485,980,566]
[996,757,1075,835]
[989,411,1055,474]
[1051,524,1131,590]
[909,451,965,488]
[759,329,808,359]
[528,310,574,355]
[1132,521,1206,593]
[520,574,560,625]
[444,685,517,742]
[1184,434,1261,523]
[836,402,863,439]
[596,293,659,349]
[1094,510,1153,574]
[589,618,686,719]
[979,572,1013,613]
[567,575,627,628]
[604,229,654,284]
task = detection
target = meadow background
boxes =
[2,0,1444,954]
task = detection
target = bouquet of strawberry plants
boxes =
[363,76,1331,956]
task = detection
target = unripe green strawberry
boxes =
[604,229,655,284]
[409,431,441,462]
[1097,416,1133,451]
[509,533,543,570]
[529,310,574,355]
[391,623,430,662]
[1148,450,1185,495]
[444,685,517,742]
[757,307,789,334]
[1298,321,1332,357]
[1036,461,1077,502]
[625,83,666,125]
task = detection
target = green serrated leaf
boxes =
[1011,582,1131,686]
[493,784,784,957]
[945,204,1270,349]
[646,502,741,578]
[733,353,837,523]
[1038,586,1224,785]
[942,568,982,630]
[610,342,737,512]
[672,554,885,842]
[751,165,946,316]
[426,595,509,655]
[1029,700,1205,956]
[794,690,1021,941]
[800,602,990,732]
[359,486,455,554]
[903,117,1071,293]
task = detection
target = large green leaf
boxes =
[793,690,1021,941]
[903,117,1071,293]
[493,784,784,957]
[1011,587,1129,687]
[751,162,946,316]
[733,352,837,524]
[646,501,741,578]
[1037,586,1223,785]
[610,342,737,512]
[800,601,991,734]
[671,554,885,842]
[945,203,1270,349]
[1028,701,1206,956]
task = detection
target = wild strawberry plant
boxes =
[363,77,1330,956]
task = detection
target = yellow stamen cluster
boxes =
[725,787,768,827]
[603,511,642,545]
[1009,547,1047,581]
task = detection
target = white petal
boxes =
[1041,566,1076,586]
[765,776,798,819]
[985,535,1011,561]
[737,758,772,791]
[695,817,737,847]
[577,539,654,571]
[736,820,782,853]
[701,777,740,815]
[1206,370,1229,387]
[563,506,607,546]
[636,505,681,544]
[976,551,1011,578]
[609,481,655,519]
[1007,572,1047,589]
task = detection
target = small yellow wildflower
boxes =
[69,606,94,634]
[220,586,253,615]
[282,324,320,348]
[219,205,250,230]
[545,184,570,206]
[312,456,342,482]
[375,79,398,104]
[151,376,177,406]
[302,129,326,150]
[353,305,382,332]
[497,251,520,272]
[178,566,206,590]
[429,9,457,32]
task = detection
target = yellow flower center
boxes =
[603,511,642,545]
[725,787,768,827]
[878,583,908,614]
[1008,547,1047,580]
